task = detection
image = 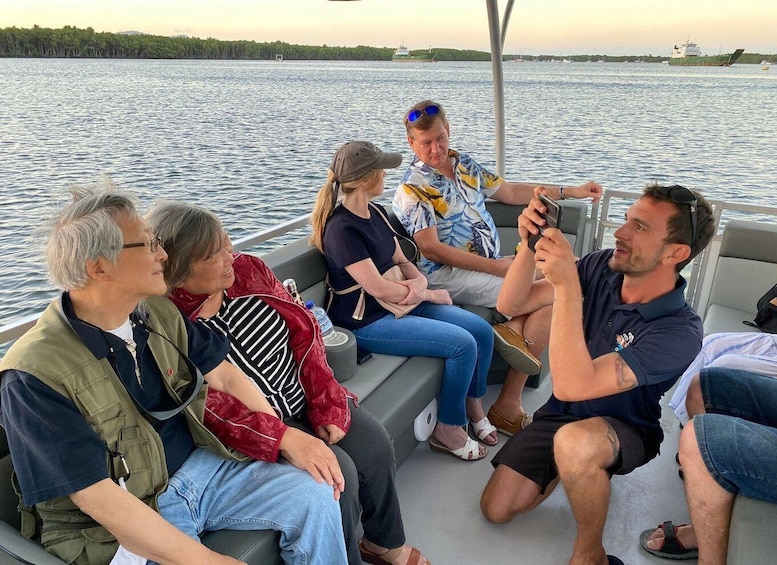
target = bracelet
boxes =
[558,185,566,200]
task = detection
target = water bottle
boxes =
[305,300,347,346]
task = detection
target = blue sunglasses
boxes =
[406,104,441,123]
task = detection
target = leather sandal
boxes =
[639,521,698,560]
[469,416,498,445]
[487,406,533,436]
[429,435,486,461]
[358,539,429,565]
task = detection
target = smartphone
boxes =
[527,194,563,252]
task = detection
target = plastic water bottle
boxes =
[305,300,348,346]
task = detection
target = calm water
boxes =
[1,58,776,329]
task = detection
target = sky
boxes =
[2,0,776,56]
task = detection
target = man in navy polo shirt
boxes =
[480,184,715,565]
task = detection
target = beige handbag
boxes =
[328,265,419,320]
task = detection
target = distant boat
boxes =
[392,45,436,63]
[275,53,283,62]
[668,41,744,66]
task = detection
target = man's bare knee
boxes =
[481,465,538,523]
[554,420,614,477]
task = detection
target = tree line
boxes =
[2,26,771,63]
[0,25,490,61]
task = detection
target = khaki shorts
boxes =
[426,265,504,309]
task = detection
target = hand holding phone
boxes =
[527,194,563,252]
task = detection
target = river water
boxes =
[1,58,776,331]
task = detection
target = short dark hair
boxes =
[643,183,715,271]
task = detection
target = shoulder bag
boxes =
[744,284,777,333]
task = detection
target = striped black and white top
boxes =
[199,294,306,419]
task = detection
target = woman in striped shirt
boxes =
[148,202,429,565]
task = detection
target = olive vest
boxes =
[0,295,247,565]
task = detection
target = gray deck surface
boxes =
[392,378,695,565]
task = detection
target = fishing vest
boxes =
[0,295,247,565]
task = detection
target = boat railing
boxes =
[3,190,777,353]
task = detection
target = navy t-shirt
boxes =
[544,250,703,442]
[323,203,398,329]
[0,294,229,506]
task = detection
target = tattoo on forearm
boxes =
[614,356,637,390]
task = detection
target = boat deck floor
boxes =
[392,377,695,564]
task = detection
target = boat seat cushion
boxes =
[727,496,777,564]
[702,219,777,335]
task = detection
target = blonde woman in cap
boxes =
[311,141,498,468]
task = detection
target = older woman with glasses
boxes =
[147,202,429,565]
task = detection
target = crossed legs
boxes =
[490,305,552,422]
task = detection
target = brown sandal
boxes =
[358,539,429,565]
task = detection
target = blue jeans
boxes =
[156,448,347,565]
[352,302,493,426]
[695,368,777,503]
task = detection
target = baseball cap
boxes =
[331,141,402,183]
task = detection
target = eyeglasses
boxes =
[122,236,163,253]
[406,104,441,123]
[661,185,697,246]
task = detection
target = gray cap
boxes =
[331,141,402,183]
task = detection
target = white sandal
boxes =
[429,435,487,461]
[469,416,499,445]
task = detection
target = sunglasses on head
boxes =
[406,104,441,123]
[661,185,698,247]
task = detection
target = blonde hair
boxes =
[310,168,382,253]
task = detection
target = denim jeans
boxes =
[156,448,347,565]
[695,367,777,503]
[352,302,493,425]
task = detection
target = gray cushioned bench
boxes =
[702,219,777,335]
[694,219,777,564]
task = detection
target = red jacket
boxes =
[169,253,353,462]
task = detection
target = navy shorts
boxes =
[491,405,660,493]
[695,367,777,503]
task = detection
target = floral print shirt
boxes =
[392,149,504,275]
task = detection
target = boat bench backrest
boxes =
[706,220,777,312]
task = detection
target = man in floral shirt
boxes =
[393,99,602,438]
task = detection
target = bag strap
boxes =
[11,470,39,540]
[324,274,366,321]
[368,202,420,263]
